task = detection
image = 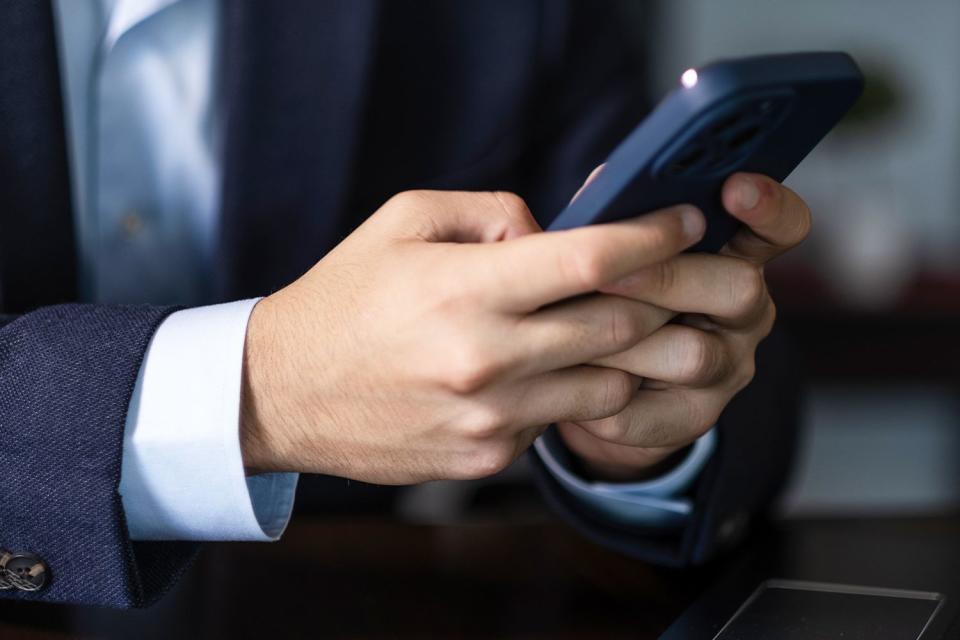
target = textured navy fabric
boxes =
[0,305,196,607]
[0,0,798,607]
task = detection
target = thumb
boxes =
[381,190,542,243]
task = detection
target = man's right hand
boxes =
[239,190,704,484]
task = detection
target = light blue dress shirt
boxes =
[535,428,716,527]
[52,0,297,541]
[50,0,713,541]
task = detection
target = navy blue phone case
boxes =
[548,52,865,252]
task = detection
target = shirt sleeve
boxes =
[118,298,298,541]
[533,427,717,528]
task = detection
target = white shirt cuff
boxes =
[119,298,298,541]
[534,427,717,528]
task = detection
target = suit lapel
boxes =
[0,1,77,312]
[216,0,380,300]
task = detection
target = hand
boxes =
[239,190,707,484]
[556,172,812,480]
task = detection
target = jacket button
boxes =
[1,551,49,592]
[0,551,11,590]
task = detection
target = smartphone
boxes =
[548,52,864,252]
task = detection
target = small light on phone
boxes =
[680,68,698,88]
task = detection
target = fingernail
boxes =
[680,206,706,240]
[734,177,760,211]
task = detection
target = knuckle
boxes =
[605,301,645,351]
[387,189,422,209]
[383,190,436,232]
[677,330,722,384]
[733,360,757,391]
[492,191,529,218]
[730,262,767,316]
[562,243,611,290]
[651,260,676,297]
[427,270,473,314]
[459,404,510,439]
[588,412,630,442]
[597,370,636,417]
[444,342,500,393]
[452,443,514,480]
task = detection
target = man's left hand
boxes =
[557,172,811,480]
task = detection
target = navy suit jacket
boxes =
[0,0,800,607]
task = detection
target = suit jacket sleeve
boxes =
[0,304,197,607]
[519,1,803,566]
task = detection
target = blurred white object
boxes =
[815,177,920,309]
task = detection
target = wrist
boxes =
[240,296,291,475]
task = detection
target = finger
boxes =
[556,421,682,474]
[380,190,542,243]
[720,173,812,264]
[574,387,726,449]
[512,423,553,463]
[501,366,639,428]
[593,324,733,388]
[601,253,770,328]
[507,294,670,377]
[467,204,706,311]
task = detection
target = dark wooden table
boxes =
[0,514,714,639]
[4,514,960,639]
